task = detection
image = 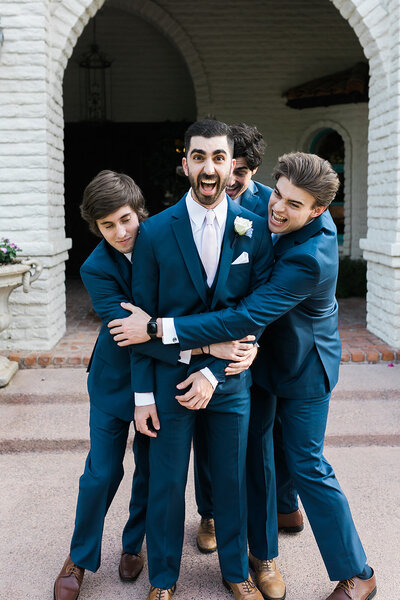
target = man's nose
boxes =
[227,172,236,187]
[116,223,126,238]
[203,157,216,175]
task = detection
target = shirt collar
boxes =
[186,188,228,231]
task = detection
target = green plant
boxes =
[336,257,366,298]
[0,238,22,264]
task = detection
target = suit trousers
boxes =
[193,385,298,530]
[146,390,251,589]
[274,391,367,581]
[70,404,148,572]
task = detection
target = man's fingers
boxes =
[136,420,158,437]
[238,335,256,342]
[108,318,123,329]
[120,302,135,313]
[150,410,160,431]
[176,374,194,390]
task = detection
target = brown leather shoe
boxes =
[277,509,304,533]
[249,553,286,600]
[146,584,176,599]
[196,517,217,553]
[223,574,263,600]
[119,551,144,581]
[326,571,377,600]
[54,555,85,600]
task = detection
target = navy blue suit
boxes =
[172,209,367,580]
[130,194,274,588]
[70,240,180,572]
[193,179,296,528]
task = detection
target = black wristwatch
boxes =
[147,317,158,340]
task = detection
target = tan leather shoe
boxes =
[326,571,377,600]
[223,574,263,599]
[146,584,176,599]
[249,553,286,600]
[54,555,85,600]
[119,551,144,581]
[196,517,217,553]
[277,509,304,533]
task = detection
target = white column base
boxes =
[0,355,19,388]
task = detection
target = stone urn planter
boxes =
[0,259,43,386]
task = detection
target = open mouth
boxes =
[270,210,287,224]
[199,179,218,195]
[226,184,240,197]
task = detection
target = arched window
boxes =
[310,129,344,245]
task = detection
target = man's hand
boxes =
[108,302,151,345]
[175,371,214,410]
[225,345,258,376]
[134,404,160,438]
[209,335,256,361]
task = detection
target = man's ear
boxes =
[252,166,259,176]
[311,205,326,218]
[182,157,188,176]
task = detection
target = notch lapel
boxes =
[171,198,209,307]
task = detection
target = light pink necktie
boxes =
[201,210,218,286]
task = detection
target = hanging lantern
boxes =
[78,18,112,122]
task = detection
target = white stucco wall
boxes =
[0,0,399,348]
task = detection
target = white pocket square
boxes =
[231,252,249,265]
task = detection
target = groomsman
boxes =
[194,124,303,570]
[126,119,275,600]
[53,171,183,600]
[112,153,376,600]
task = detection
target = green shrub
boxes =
[336,257,366,298]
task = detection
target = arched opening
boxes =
[311,129,345,245]
[62,4,196,275]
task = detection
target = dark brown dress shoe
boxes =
[196,517,217,553]
[326,571,377,600]
[223,574,263,599]
[119,551,144,581]
[54,555,85,600]
[146,584,176,599]
[277,509,304,533]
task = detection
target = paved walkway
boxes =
[0,364,399,599]
[2,280,400,368]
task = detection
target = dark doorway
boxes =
[64,120,191,276]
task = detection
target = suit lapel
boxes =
[240,180,258,213]
[210,200,240,310]
[171,197,209,307]
[111,246,132,298]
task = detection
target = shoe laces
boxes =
[259,559,274,572]
[151,587,172,600]
[241,578,257,594]
[336,578,356,593]
[202,518,215,533]
[66,563,83,579]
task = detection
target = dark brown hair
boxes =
[80,170,148,237]
[184,119,234,156]
[272,152,340,207]
[230,123,266,170]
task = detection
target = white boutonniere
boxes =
[234,216,253,238]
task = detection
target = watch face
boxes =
[147,320,158,336]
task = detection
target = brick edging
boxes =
[1,349,399,368]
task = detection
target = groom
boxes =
[129,119,274,600]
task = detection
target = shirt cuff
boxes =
[200,367,218,390]
[162,317,179,344]
[135,392,156,406]
[178,349,192,364]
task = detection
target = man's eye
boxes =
[215,155,225,162]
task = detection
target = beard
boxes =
[187,171,230,206]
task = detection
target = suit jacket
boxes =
[239,179,272,219]
[80,240,180,421]
[173,209,341,398]
[130,194,274,400]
